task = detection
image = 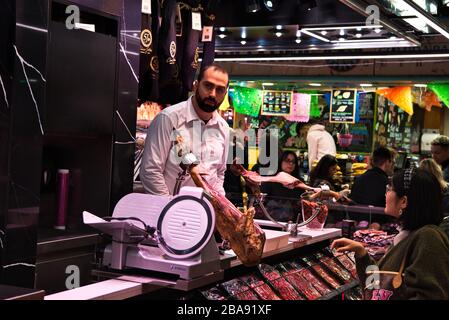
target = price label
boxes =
[142,0,151,14]
[192,12,202,31]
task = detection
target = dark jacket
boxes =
[350,167,388,207]
[356,225,449,300]
[443,159,449,183]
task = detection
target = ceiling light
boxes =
[218,33,227,39]
[374,28,382,33]
[339,37,346,41]
[321,30,328,35]
[340,29,345,36]
[356,33,362,38]
[302,25,382,31]
[245,0,261,13]
[240,40,247,45]
[414,84,427,88]
[264,0,278,11]
[133,33,138,37]
[360,83,373,87]
[219,27,226,32]
[401,0,449,40]
[301,30,331,42]
[241,30,247,39]
[276,25,282,30]
[357,27,362,31]
[295,38,302,44]
[296,30,302,38]
[210,53,449,62]
[262,82,275,86]
[309,83,322,86]
[275,32,282,37]
[390,36,397,40]
[299,0,317,11]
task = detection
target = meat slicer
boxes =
[83,185,226,280]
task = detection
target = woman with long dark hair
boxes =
[259,151,304,222]
[309,154,338,189]
[331,168,449,300]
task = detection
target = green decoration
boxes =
[428,83,449,108]
[230,86,263,117]
[309,95,321,118]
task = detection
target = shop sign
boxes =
[261,90,292,116]
[330,89,357,123]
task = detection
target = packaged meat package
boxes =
[201,286,230,300]
[299,257,341,290]
[284,273,322,300]
[333,253,358,279]
[220,278,258,300]
[270,277,304,300]
[239,274,281,300]
[252,284,282,300]
[258,263,282,281]
[235,290,259,300]
[314,252,353,283]
[290,261,332,296]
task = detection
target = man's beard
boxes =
[195,91,221,113]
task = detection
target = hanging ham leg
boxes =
[189,166,266,267]
[232,164,319,194]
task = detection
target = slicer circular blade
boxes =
[157,195,215,259]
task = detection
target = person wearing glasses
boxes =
[331,168,449,300]
[140,64,230,195]
[257,151,305,222]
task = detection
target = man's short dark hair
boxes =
[431,135,449,149]
[372,147,394,167]
[198,63,229,84]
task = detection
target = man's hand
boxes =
[331,238,367,258]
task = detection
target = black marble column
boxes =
[0,0,140,289]
[0,0,48,287]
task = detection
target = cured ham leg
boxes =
[189,166,266,267]
[232,164,319,194]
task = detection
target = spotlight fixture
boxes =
[321,30,328,35]
[245,0,261,13]
[339,37,346,41]
[241,40,247,45]
[218,33,227,39]
[263,0,279,11]
[219,27,226,32]
[275,32,282,37]
[356,33,362,38]
[295,38,302,44]
[340,29,345,36]
[276,25,282,30]
[374,28,382,33]
[298,0,317,11]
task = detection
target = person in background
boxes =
[309,154,349,201]
[332,168,449,300]
[431,135,449,182]
[350,147,395,207]
[306,119,336,171]
[258,151,304,222]
[419,158,449,215]
[309,154,338,190]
